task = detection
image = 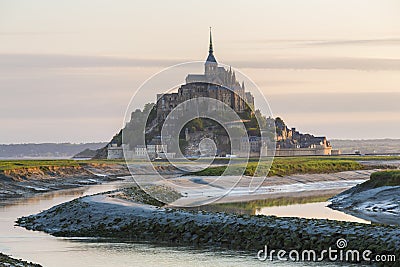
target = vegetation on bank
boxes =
[193,157,366,177]
[268,157,364,176]
[358,170,400,190]
[0,155,398,174]
[0,160,79,171]
[0,159,125,171]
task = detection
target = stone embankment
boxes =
[18,191,400,265]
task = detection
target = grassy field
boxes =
[269,157,364,176]
[0,160,79,171]
[193,157,367,177]
[0,155,398,175]
[0,159,125,171]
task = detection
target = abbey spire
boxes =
[209,27,213,54]
[187,28,245,90]
[206,27,217,63]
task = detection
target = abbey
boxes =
[156,30,254,122]
[107,30,334,159]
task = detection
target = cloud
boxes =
[1,53,400,71]
[0,31,75,36]
[230,57,400,71]
[302,38,400,47]
[267,92,400,114]
[0,54,183,69]
[244,38,400,47]
[279,112,400,140]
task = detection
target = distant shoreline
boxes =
[1,139,400,159]
[0,142,107,159]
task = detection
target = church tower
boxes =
[205,28,218,77]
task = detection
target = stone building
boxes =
[107,143,123,159]
[274,118,332,156]
[146,137,168,158]
[134,145,147,158]
[238,136,268,157]
[235,117,333,157]
[156,29,254,122]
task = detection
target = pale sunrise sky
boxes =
[1,0,400,143]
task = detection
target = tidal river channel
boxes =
[0,179,363,267]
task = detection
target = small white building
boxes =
[107,141,174,160]
[107,144,124,159]
[147,144,167,154]
[134,145,147,158]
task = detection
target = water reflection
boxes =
[187,194,336,215]
[0,181,339,267]
[0,187,87,208]
[186,194,370,224]
[256,201,370,224]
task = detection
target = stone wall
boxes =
[274,147,332,157]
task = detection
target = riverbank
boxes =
[0,160,130,200]
[17,190,400,265]
[0,253,42,267]
[329,170,400,225]
[0,156,382,202]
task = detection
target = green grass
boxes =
[192,157,366,177]
[359,170,400,190]
[212,155,400,162]
[268,157,364,176]
[0,159,126,171]
[0,155,397,175]
[0,160,79,171]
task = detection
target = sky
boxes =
[1,0,400,143]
